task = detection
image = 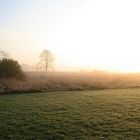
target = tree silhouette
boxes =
[0,58,23,79]
[39,50,54,75]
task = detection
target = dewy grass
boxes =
[0,88,140,139]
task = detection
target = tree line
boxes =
[0,49,54,79]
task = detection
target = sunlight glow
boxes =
[1,0,140,72]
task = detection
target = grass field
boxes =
[0,89,140,140]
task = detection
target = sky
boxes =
[1,0,140,72]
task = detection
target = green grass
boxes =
[0,89,140,140]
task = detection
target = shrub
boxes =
[0,58,24,79]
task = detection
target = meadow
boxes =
[1,71,140,93]
[0,88,140,139]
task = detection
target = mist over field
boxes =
[0,0,140,140]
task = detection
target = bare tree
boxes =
[0,49,9,59]
[39,50,54,75]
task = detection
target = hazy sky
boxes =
[1,0,140,72]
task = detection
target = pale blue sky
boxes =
[1,0,140,72]
[0,0,27,24]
